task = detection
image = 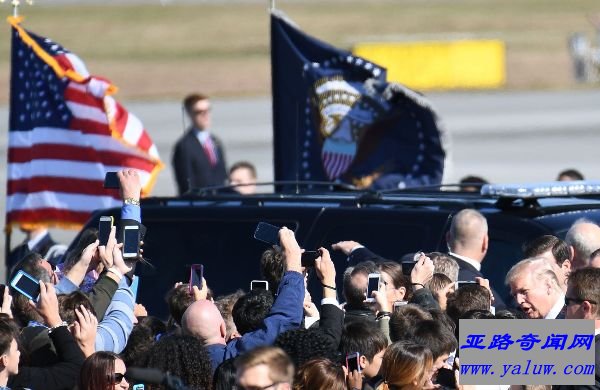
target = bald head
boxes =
[182,300,227,346]
[565,219,600,270]
[447,209,489,261]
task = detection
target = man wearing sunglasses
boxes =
[173,93,228,195]
[557,267,600,389]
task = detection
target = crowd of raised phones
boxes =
[1,169,599,390]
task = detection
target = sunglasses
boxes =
[193,108,211,116]
[111,373,126,383]
[565,297,598,306]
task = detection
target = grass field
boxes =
[0,0,598,102]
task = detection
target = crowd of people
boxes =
[1,166,599,390]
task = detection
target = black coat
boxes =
[449,254,506,310]
[7,232,57,273]
[172,129,227,195]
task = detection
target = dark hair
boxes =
[260,248,285,293]
[445,284,491,327]
[523,235,571,266]
[146,334,212,390]
[275,329,340,369]
[229,161,257,178]
[213,358,238,390]
[380,341,433,390]
[10,252,50,327]
[411,320,457,360]
[165,284,195,327]
[58,291,96,324]
[343,261,378,306]
[459,176,488,192]
[121,316,167,368]
[293,358,346,390]
[558,169,584,181]
[568,267,600,317]
[63,228,98,273]
[494,309,525,319]
[232,289,274,335]
[79,351,121,390]
[378,262,412,301]
[461,309,495,320]
[215,290,245,341]
[0,317,19,355]
[389,304,433,342]
[183,93,209,115]
[339,321,387,362]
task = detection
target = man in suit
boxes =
[7,227,65,274]
[172,94,227,195]
[556,267,600,389]
[446,208,506,309]
[506,258,566,319]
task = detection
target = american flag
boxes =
[7,17,163,229]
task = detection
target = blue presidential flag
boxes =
[271,11,447,189]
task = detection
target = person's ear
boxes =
[582,301,593,318]
[397,286,406,301]
[219,321,227,339]
[359,355,368,369]
[562,259,572,274]
[482,234,489,254]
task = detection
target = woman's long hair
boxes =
[379,341,433,390]
[293,358,346,390]
[79,351,120,390]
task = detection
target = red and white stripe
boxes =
[7,52,162,228]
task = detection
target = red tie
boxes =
[203,137,218,167]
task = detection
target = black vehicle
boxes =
[73,182,600,318]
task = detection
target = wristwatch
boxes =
[124,198,140,206]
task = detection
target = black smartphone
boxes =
[301,250,320,268]
[10,270,41,302]
[346,352,361,373]
[366,273,380,302]
[122,225,140,259]
[401,261,416,275]
[98,216,114,246]
[254,222,280,246]
[189,264,203,294]
[456,281,477,289]
[251,280,269,291]
[103,172,120,189]
[436,367,457,389]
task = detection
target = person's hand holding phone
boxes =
[347,369,363,390]
[372,280,391,312]
[314,248,337,297]
[279,227,302,273]
[113,243,133,276]
[331,240,362,256]
[1,287,13,319]
[34,282,62,328]
[192,277,208,301]
[73,305,98,357]
[475,276,495,305]
[98,226,117,269]
[411,253,434,288]
[118,169,142,202]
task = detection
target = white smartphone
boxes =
[393,300,408,311]
[122,225,140,259]
[10,270,41,302]
[251,280,269,291]
[366,273,380,302]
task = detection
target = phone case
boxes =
[10,270,40,302]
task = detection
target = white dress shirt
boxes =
[544,294,565,319]
[449,251,482,272]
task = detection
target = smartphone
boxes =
[98,216,114,246]
[103,172,120,189]
[346,352,361,373]
[250,280,269,291]
[456,281,477,289]
[132,385,145,390]
[393,300,408,311]
[401,261,416,276]
[366,273,380,302]
[0,285,5,308]
[130,276,139,300]
[122,225,140,258]
[189,264,204,294]
[254,222,281,246]
[10,270,41,302]
[301,250,320,268]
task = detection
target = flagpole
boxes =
[268,0,275,12]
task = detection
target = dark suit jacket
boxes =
[553,334,600,390]
[449,254,506,310]
[172,129,227,195]
[7,232,57,272]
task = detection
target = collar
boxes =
[194,128,211,144]
[544,294,565,319]
[449,252,481,272]
[595,328,600,336]
[27,230,48,251]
